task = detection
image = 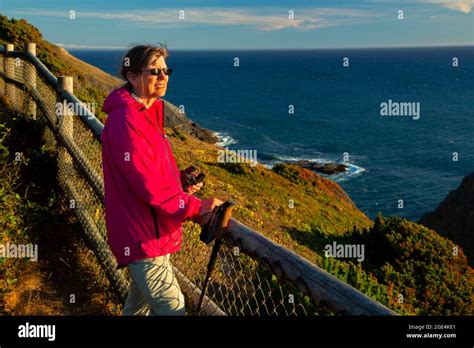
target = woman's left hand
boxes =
[187,182,204,195]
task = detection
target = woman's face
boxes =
[130,55,169,99]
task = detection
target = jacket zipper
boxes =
[154,104,183,189]
[141,102,182,241]
[150,206,160,239]
[139,102,182,188]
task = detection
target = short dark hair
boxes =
[120,44,169,90]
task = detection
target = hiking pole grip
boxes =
[217,202,235,233]
[199,201,236,244]
[204,203,234,275]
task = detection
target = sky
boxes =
[0,0,473,49]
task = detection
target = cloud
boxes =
[418,0,474,13]
[9,7,384,32]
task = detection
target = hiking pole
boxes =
[196,201,235,314]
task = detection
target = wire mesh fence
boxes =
[0,43,396,316]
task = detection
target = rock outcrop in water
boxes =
[419,173,474,267]
[293,160,348,175]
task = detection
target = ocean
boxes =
[70,47,474,221]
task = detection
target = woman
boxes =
[101,44,222,315]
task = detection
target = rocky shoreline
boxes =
[163,100,218,144]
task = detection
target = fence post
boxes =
[0,48,4,98]
[24,43,37,119]
[5,44,15,108]
[57,76,75,183]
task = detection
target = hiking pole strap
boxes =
[196,202,235,313]
[196,238,222,312]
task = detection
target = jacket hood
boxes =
[102,87,157,115]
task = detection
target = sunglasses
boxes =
[142,68,173,76]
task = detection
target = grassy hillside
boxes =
[322,216,473,315]
[0,14,121,122]
[1,14,472,315]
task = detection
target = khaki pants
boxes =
[122,254,186,316]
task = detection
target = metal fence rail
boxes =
[0,43,397,316]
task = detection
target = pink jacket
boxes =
[101,87,202,267]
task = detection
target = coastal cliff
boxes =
[419,173,474,267]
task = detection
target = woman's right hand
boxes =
[197,198,224,226]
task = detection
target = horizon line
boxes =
[59,43,474,51]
